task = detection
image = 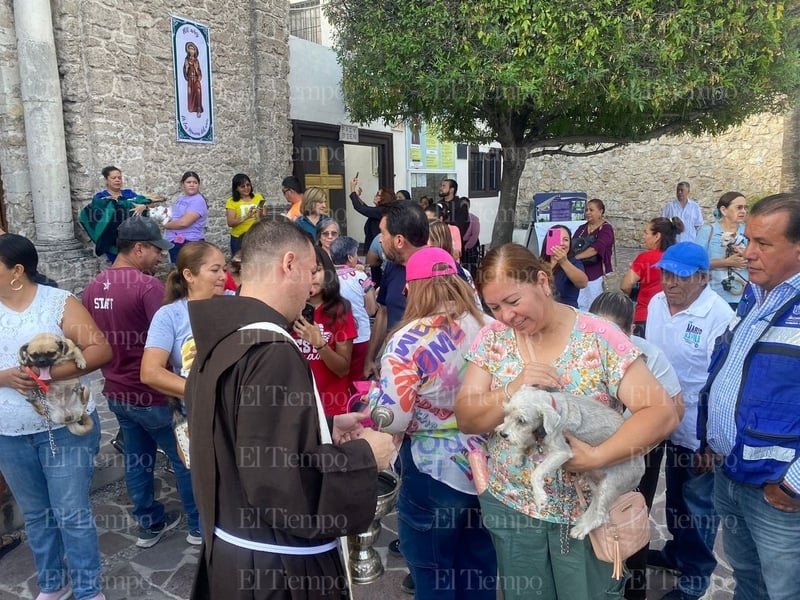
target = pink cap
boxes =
[405,247,457,282]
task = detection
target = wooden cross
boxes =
[304,146,344,208]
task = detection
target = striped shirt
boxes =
[707,272,800,489]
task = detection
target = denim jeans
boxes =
[0,411,102,600]
[715,470,800,600]
[662,442,720,597]
[397,440,497,599]
[107,399,198,530]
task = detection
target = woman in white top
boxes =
[0,234,111,600]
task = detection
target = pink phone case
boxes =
[545,229,560,256]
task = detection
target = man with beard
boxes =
[438,178,469,251]
[186,218,395,600]
[362,200,429,379]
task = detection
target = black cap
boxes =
[117,216,173,250]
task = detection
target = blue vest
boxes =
[699,286,800,486]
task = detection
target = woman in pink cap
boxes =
[367,246,498,599]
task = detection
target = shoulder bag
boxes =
[576,486,650,579]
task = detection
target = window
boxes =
[289,0,321,44]
[469,147,501,198]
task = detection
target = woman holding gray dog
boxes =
[0,234,112,600]
[455,243,679,600]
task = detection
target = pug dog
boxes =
[19,334,93,435]
[19,333,87,376]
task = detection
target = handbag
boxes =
[576,487,650,579]
[601,229,620,293]
[573,232,598,264]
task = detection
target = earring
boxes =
[10,277,23,292]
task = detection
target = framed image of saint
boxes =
[171,16,214,144]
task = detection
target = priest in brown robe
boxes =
[186,218,396,600]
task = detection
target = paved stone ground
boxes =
[0,248,739,599]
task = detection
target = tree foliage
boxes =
[325,1,800,244]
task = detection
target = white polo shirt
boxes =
[645,286,733,449]
[662,199,704,243]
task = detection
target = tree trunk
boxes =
[781,105,800,194]
[490,144,529,247]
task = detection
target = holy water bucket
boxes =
[348,469,400,584]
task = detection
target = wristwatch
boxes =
[779,481,800,499]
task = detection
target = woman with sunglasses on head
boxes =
[225,173,264,255]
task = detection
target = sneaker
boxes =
[136,510,181,548]
[400,572,415,595]
[388,538,402,556]
[35,586,72,600]
[186,528,202,545]
[647,548,680,575]
[661,590,701,600]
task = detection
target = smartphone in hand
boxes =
[545,229,560,256]
[301,303,315,324]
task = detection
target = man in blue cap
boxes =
[644,242,733,600]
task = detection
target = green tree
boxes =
[325,1,800,245]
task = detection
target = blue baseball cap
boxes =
[655,242,710,277]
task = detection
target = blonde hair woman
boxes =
[295,187,328,241]
[368,246,497,598]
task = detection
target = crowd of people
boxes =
[1,170,798,600]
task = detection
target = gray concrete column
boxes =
[13,0,74,243]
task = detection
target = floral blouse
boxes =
[464,310,640,524]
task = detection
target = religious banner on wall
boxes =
[171,16,214,143]
[406,120,455,171]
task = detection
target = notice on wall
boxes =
[407,120,456,171]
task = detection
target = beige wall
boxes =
[518,113,785,245]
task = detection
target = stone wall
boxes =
[518,113,786,245]
[0,0,292,268]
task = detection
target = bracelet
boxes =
[313,343,325,352]
[503,381,512,401]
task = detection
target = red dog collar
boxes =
[24,366,50,394]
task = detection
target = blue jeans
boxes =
[662,442,720,597]
[397,440,497,599]
[715,470,800,600]
[0,411,102,600]
[108,399,198,530]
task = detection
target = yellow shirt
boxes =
[226,193,264,237]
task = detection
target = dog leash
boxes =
[24,367,57,456]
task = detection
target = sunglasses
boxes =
[320,231,339,238]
